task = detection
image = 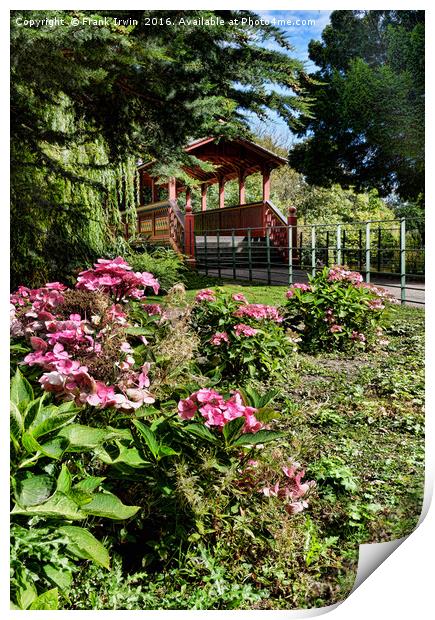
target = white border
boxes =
[2,2,433,618]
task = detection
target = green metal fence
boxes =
[194,218,425,305]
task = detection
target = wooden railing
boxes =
[264,200,289,260]
[194,201,266,237]
[137,202,170,238]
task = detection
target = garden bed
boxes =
[10,265,424,610]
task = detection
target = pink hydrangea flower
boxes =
[232,293,248,303]
[194,289,216,303]
[177,389,264,434]
[11,262,159,410]
[368,298,385,310]
[76,257,159,300]
[178,398,198,420]
[234,323,258,337]
[330,324,343,333]
[286,283,312,298]
[210,332,229,346]
[234,304,283,323]
[327,266,363,285]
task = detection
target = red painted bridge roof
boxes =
[138,136,287,187]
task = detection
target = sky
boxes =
[249,10,333,146]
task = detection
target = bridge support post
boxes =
[201,184,207,211]
[184,200,195,264]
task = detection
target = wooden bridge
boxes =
[125,136,297,261]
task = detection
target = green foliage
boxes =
[289,10,424,200]
[126,247,186,292]
[190,289,294,380]
[284,267,393,352]
[307,456,359,495]
[11,9,309,288]
[67,550,265,610]
[10,369,142,608]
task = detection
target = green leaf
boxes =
[56,464,72,494]
[29,402,78,439]
[81,492,140,520]
[43,565,73,593]
[10,368,34,410]
[58,424,117,451]
[183,423,218,443]
[59,525,110,569]
[133,420,159,459]
[11,491,85,520]
[15,474,54,506]
[23,395,48,430]
[254,406,280,424]
[158,445,179,457]
[94,442,151,469]
[29,588,59,610]
[73,476,105,494]
[10,402,23,447]
[223,416,245,446]
[21,431,41,454]
[125,326,154,336]
[38,436,70,460]
[15,566,37,609]
[231,430,285,447]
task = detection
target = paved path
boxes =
[199,267,425,307]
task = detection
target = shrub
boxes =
[283,266,397,352]
[126,247,186,293]
[10,257,164,410]
[190,289,294,380]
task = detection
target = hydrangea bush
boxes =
[284,266,397,352]
[10,257,162,410]
[190,289,293,379]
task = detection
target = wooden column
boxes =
[184,192,195,261]
[186,188,192,211]
[201,184,207,211]
[218,177,225,209]
[151,179,159,203]
[238,170,246,205]
[262,167,271,202]
[168,177,177,201]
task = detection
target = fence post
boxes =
[299,231,303,267]
[358,229,363,271]
[266,227,271,285]
[336,224,342,265]
[311,225,316,277]
[288,206,298,266]
[400,218,406,304]
[232,229,236,280]
[247,228,253,282]
[365,222,371,283]
[217,229,221,278]
[342,228,346,266]
[204,231,208,276]
[326,230,330,266]
[377,227,382,273]
[288,221,293,286]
